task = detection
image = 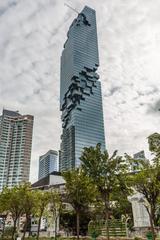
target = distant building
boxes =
[0,109,34,191]
[32,171,65,191]
[133,150,145,160]
[38,150,58,180]
[131,150,146,172]
[30,217,47,233]
[59,6,106,171]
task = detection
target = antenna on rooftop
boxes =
[64,3,79,14]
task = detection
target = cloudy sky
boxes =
[0,0,160,183]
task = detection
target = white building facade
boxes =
[0,109,34,191]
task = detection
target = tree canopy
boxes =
[130,132,160,240]
[80,144,132,240]
[62,168,97,239]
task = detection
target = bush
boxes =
[134,237,143,240]
[3,226,14,238]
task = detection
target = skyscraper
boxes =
[38,150,58,180]
[59,6,106,171]
[0,109,34,191]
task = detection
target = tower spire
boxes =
[64,3,79,14]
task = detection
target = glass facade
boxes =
[131,151,146,172]
[59,6,106,171]
[38,150,58,180]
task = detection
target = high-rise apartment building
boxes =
[59,6,106,171]
[0,109,34,191]
[38,150,58,180]
[131,150,146,172]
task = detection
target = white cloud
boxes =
[0,0,160,182]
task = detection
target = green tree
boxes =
[60,208,94,236]
[62,168,97,239]
[111,194,132,220]
[148,132,160,158]
[1,185,27,240]
[21,184,36,240]
[80,144,131,240]
[35,190,50,240]
[60,210,76,235]
[130,133,160,240]
[49,190,62,239]
[0,192,8,240]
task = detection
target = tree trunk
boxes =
[37,213,42,240]
[76,210,80,240]
[1,217,6,240]
[149,209,156,240]
[146,206,155,240]
[104,194,110,240]
[12,219,17,240]
[54,216,57,240]
[22,216,29,240]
